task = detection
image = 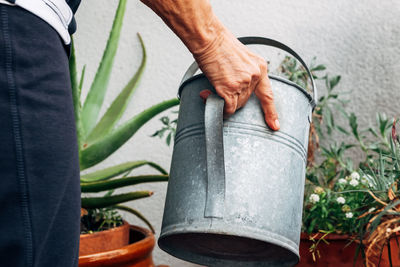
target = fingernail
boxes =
[273,119,280,130]
[199,90,212,103]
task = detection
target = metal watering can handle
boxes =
[198,37,317,219]
[181,36,317,107]
[204,94,225,218]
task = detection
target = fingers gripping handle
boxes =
[180,36,317,108]
[204,94,225,219]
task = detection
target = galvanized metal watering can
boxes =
[158,37,317,266]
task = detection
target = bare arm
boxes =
[140,0,280,130]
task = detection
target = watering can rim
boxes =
[178,73,315,109]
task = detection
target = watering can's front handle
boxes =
[201,36,317,219]
[204,94,225,219]
[181,36,317,108]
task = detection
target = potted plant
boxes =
[69,0,179,266]
[278,57,400,266]
[299,125,400,266]
[299,119,400,267]
[276,57,364,265]
[359,125,400,266]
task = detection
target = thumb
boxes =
[254,76,280,131]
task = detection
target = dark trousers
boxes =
[0,5,80,267]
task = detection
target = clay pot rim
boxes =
[79,224,155,261]
[80,220,130,240]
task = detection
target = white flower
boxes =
[336,197,346,204]
[361,178,368,184]
[309,194,320,204]
[368,207,376,213]
[345,212,354,218]
[349,179,359,187]
[350,172,360,180]
[338,178,347,184]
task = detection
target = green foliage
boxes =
[80,161,167,183]
[280,55,400,265]
[303,172,375,234]
[69,0,179,233]
[81,208,124,234]
[81,191,153,209]
[277,56,348,140]
[81,175,169,193]
[85,33,147,144]
[81,0,127,134]
[277,55,400,240]
[151,112,178,146]
[115,205,155,233]
[79,98,179,170]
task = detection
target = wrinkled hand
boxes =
[140,0,278,129]
[195,29,280,131]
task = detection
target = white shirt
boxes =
[0,0,73,44]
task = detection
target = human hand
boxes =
[196,28,280,131]
[140,0,279,130]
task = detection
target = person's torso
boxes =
[0,0,81,44]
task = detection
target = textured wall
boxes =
[73,1,400,266]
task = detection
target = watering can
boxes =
[158,37,317,266]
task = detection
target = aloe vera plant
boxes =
[69,0,179,232]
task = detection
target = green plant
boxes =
[80,207,123,234]
[151,111,178,146]
[279,56,376,233]
[303,171,374,234]
[69,0,179,233]
[280,55,400,264]
[359,130,400,265]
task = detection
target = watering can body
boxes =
[158,37,316,266]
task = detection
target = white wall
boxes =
[74,1,400,266]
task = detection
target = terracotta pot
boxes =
[296,233,364,266]
[79,224,156,267]
[374,235,400,266]
[79,221,130,256]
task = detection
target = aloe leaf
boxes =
[115,205,155,233]
[81,174,168,192]
[78,65,86,97]
[81,191,152,209]
[80,98,180,170]
[81,0,127,135]
[69,37,79,118]
[80,161,167,182]
[85,34,147,144]
[69,38,85,149]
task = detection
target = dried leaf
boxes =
[388,183,397,201]
[368,190,388,207]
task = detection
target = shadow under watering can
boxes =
[158,37,317,267]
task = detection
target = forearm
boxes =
[140,0,224,56]
[141,0,280,130]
